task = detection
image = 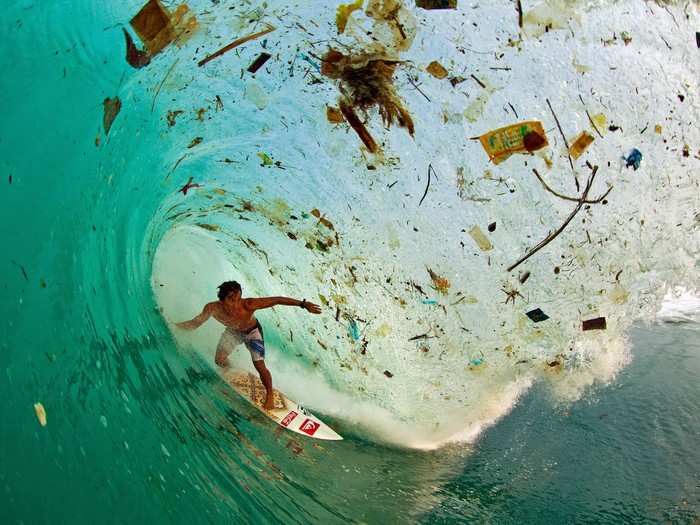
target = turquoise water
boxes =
[2,0,699,523]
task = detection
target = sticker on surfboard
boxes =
[223,369,342,441]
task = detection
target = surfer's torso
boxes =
[210,300,258,332]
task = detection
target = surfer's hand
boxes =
[303,301,322,314]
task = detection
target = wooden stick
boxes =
[507,168,602,272]
[578,94,603,139]
[339,101,378,153]
[419,164,435,206]
[198,25,276,67]
[546,98,578,190]
[152,58,179,113]
[532,168,612,204]
[470,74,486,89]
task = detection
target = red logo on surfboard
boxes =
[299,418,320,436]
[281,411,298,427]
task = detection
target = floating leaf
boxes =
[257,152,274,166]
[34,402,47,427]
[103,96,122,135]
[187,137,203,148]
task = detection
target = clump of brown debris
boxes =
[322,49,414,153]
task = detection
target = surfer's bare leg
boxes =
[253,360,275,410]
[214,350,230,368]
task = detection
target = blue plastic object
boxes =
[625,148,642,170]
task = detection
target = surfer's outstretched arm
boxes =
[175,302,216,330]
[244,297,322,314]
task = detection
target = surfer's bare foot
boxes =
[263,398,275,410]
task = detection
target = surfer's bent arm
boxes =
[245,297,322,314]
[176,302,216,330]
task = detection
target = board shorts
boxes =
[215,322,266,365]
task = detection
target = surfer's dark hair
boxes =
[218,281,241,300]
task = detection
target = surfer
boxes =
[175,281,321,410]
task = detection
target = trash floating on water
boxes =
[625,148,643,170]
[383,370,394,378]
[178,176,201,195]
[247,52,271,74]
[123,28,151,68]
[257,152,274,166]
[322,49,414,150]
[427,267,450,294]
[103,96,121,136]
[416,0,457,9]
[166,110,184,127]
[125,0,197,68]
[198,25,276,67]
[336,0,364,34]
[130,0,173,55]
[348,319,360,341]
[468,225,493,251]
[34,402,47,427]
[326,106,344,124]
[187,137,203,149]
[526,308,549,322]
[426,60,449,79]
[582,317,607,331]
[477,121,548,165]
[569,131,594,159]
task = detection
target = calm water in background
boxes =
[1,0,699,523]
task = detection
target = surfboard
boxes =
[223,369,343,441]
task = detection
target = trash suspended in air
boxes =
[477,121,548,164]
[624,148,643,170]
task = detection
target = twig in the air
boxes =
[547,98,578,191]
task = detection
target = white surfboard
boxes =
[223,369,343,441]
